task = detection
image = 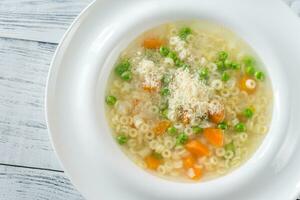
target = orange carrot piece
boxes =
[203,128,224,147]
[185,140,210,157]
[153,120,171,135]
[145,155,161,170]
[142,85,157,92]
[239,76,256,94]
[209,109,225,124]
[143,38,164,49]
[183,155,196,170]
[132,99,140,106]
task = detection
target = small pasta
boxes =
[185,127,194,136]
[224,151,234,160]
[149,140,158,150]
[129,147,138,154]
[239,132,248,142]
[209,156,218,165]
[164,138,175,149]
[211,79,223,90]
[145,131,155,140]
[128,139,137,148]
[217,167,227,175]
[157,165,167,175]
[162,149,172,158]
[138,147,151,157]
[215,148,226,157]
[220,89,231,97]
[128,128,138,138]
[139,123,150,133]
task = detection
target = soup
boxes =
[104,21,272,181]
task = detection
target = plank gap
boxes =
[0,36,58,45]
[0,163,64,173]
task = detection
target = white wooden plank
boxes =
[0,0,299,44]
[0,0,93,43]
[0,165,83,200]
[0,37,63,170]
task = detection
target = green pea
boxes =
[120,71,132,81]
[224,60,232,68]
[159,46,170,57]
[199,68,209,80]
[167,126,177,136]
[243,56,255,66]
[216,61,226,71]
[115,60,131,76]
[246,65,255,76]
[105,95,117,106]
[160,102,168,110]
[179,27,192,40]
[235,122,246,133]
[217,122,228,130]
[160,108,168,119]
[230,62,240,70]
[255,71,265,81]
[176,133,188,145]
[174,58,183,67]
[192,126,203,134]
[221,72,230,82]
[218,51,228,61]
[162,74,172,85]
[161,87,170,96]
[167,51,177,60]
[182,63,190,69]
[243,108,254,118]
[116,134,128,145]
[152,152,163,160]
[225,142,235,153]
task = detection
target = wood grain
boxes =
[0,0,93,43]
[0,37,63,170]
[0,165,83,200]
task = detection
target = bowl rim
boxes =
[45,0,298,199]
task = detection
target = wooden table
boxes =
[0,0,299,199]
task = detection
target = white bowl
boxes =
[45,0,300,199]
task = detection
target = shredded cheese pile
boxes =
[134,59,164,89]
[168,69,223,122]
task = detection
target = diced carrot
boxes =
[209,109,225,124]
[142,85,157,92]
[239,76,256,94]
[183,155,196,169]
[132,99,140,106]
[153,120,171,135]
[186,167,202,180]
[143,38,164,49]
[185,140,210,157]
[191,167,202,180]
[203,128,224,147]
[145,155,161,170]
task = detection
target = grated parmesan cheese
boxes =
[169,36,190,60]
[208,99,224,115]
[134,59,164,89]
[167,68,223,122]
